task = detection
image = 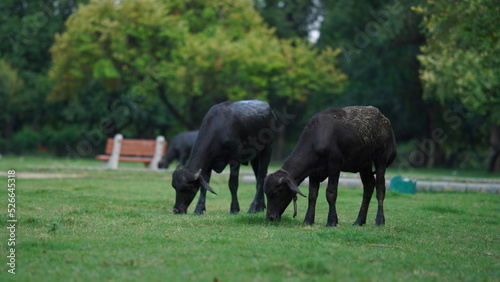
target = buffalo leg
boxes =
[325,170,340,227]
[304,178,320,225]
[194,172,211,214]
[248,147,271,213]
[353,167,375,226]
[374,165,386,226]
[194,189,207,215]
[229,162,240,214]
[178,151,188,166]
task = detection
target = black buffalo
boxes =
[264,106,396,226]
[172,100,274,214]
[160,131,198,168]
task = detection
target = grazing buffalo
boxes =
[264,106,396,226]
[160,131,198,168]
[172,100,274,214]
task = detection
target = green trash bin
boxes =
[389,176,416,194]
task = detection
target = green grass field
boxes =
[0,156,499,281]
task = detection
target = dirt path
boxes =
[241,176,500,193]
[0,171,86,179]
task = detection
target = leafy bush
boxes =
[0,137,7,154]
[10,126,42,154]
[43,126,84,156]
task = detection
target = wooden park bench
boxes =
[96,134,167,170]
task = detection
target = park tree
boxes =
[254,0,322,39]
[0,0,88,153]
[49,0,347,139]
[253,0,327,155]
[416,0,500,171]
[312,0,485,168]
[0,0,85,73]
[317,0,426,139]
[0,59,23,143]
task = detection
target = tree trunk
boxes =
[487,124,500,172]
[3,113,15,140]
[272,100,291,161]
[415,102,438,167]
[274,126,285,161]
[157,85,194,130]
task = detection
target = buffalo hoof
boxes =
[303,220,314,226]
[375,214,385,226]
[172,208,186,214]
[194,208,205,215]
[247,206,265,214]
[353,218,366,226]
[247,202,266,213]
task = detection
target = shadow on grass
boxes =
[421,205,465,214]
[232,213,303,227]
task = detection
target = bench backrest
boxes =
[104,138,166,157]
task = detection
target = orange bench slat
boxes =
[120,140,157,156]
[116,156,153,162]
[97,137,167,164]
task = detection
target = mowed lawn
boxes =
[0,157,499,281]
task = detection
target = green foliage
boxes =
[49,0,181,99]
[167,30,345,103]
[254,0,321,39]
[42,125,85,156]
[1,0,495,171]
[416,0,500,123]
[169,0,264,35]
[49,0,346,129]
[0,0,89,149]
[2,124,85,155]
[10,126,42,154]
[0,0,86,72]
[318,0,427,140]
[0,59,24,141]
[0,59,23,98]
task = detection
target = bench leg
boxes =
[105,134,122,169]
[148,135,165,170]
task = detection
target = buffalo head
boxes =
[264,170,305,221]
[171,168,216,214]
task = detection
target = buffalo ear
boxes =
[199,175,217,195]
[285,177,306,197]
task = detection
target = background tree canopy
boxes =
[49,0,346,133]
[0,0,498,171]
[415,0,500,171]
[416,0,499,122]
[317,0,426,140]
[0,0,87,153]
